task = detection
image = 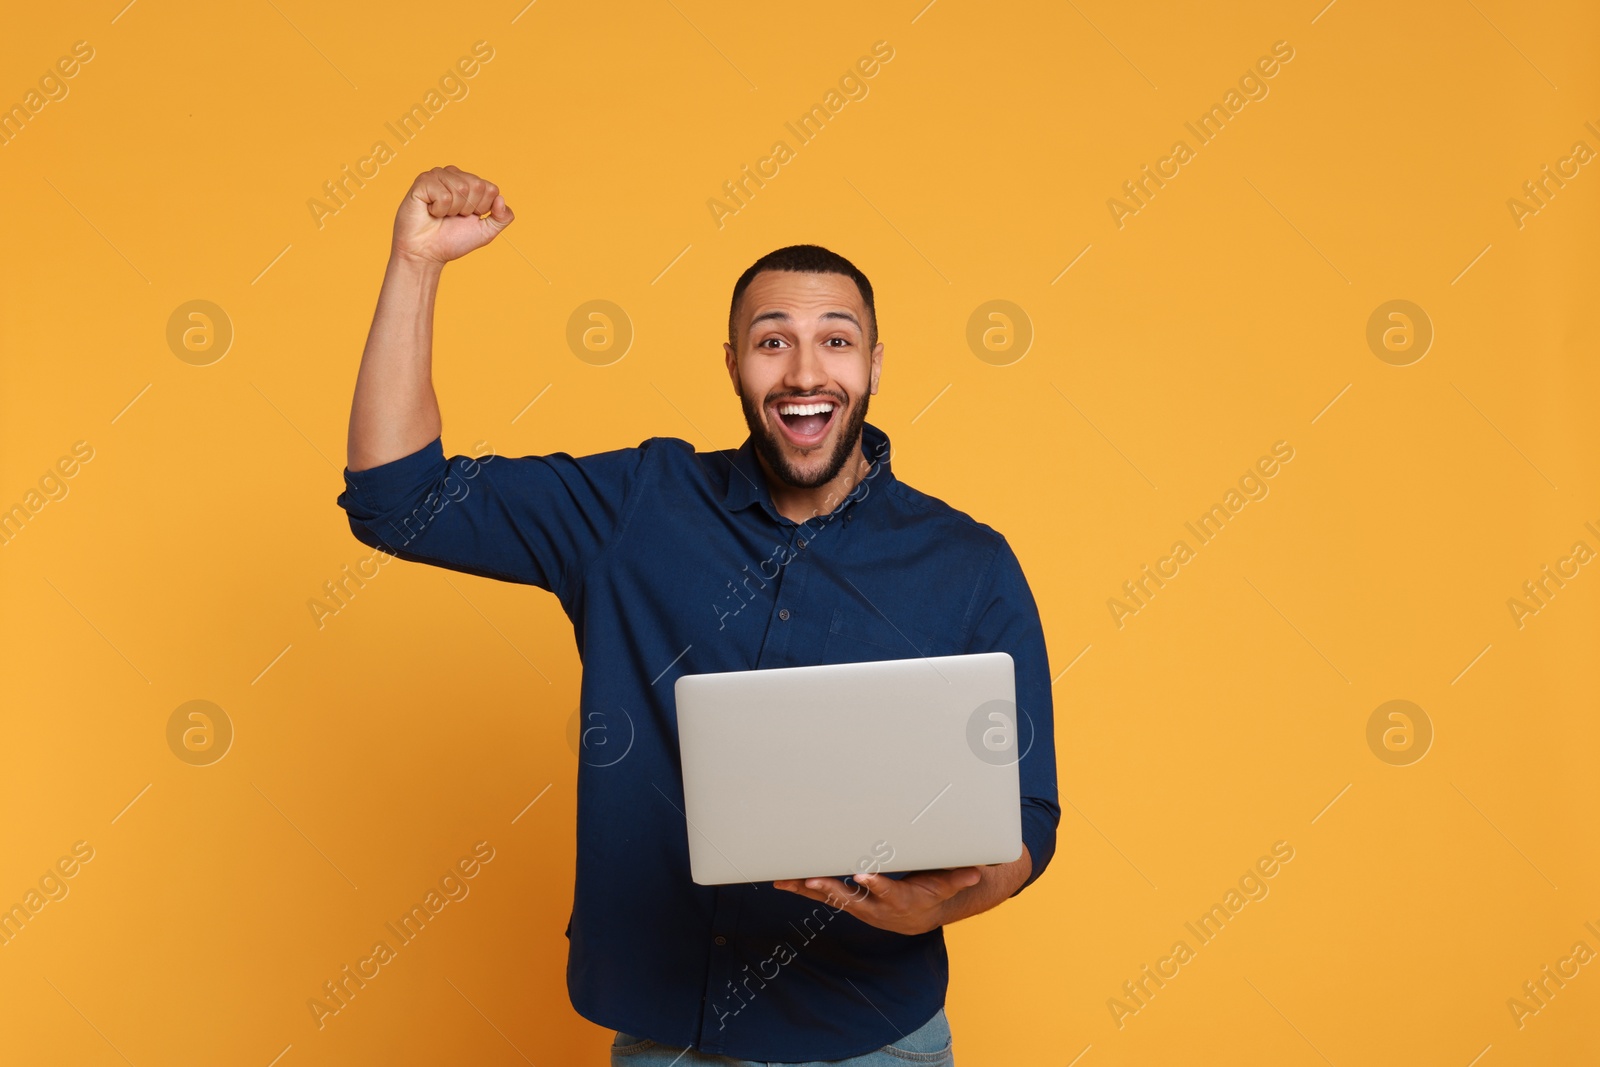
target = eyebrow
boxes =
[748,309,861,333]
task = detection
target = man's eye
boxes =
[758,337,785,349]
[826,337,850,347]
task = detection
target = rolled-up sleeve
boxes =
[965,538,1060,896]
[336,436,654,603]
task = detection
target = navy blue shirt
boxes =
[336,420,1059,1061]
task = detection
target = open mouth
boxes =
[772,397,838,448]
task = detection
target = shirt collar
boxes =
[723,420,894,525]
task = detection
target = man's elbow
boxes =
[1010,803,1060,897]
[1010,845,1052,898]
[344,514,390,554]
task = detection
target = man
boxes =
[338,165,1059,1065]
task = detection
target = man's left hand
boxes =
[772,868,981,936]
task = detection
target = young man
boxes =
[338,165,1059,1065]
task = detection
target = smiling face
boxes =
[724,270,884,491]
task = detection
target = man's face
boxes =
[724,270,883,490]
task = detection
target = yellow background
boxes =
[2,1,1597,1063]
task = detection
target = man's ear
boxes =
[723,341,740,396]
[868,340,884,396]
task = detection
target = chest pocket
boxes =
[822,605,940,664]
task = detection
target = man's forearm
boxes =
[347,252,446,472]
[934,845,1032,928]
[346,167,513,471]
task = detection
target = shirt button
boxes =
[797,538,807,550]
[778,608,791,621]
[714,935,727,945]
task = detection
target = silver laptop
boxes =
[674,652,1023,885]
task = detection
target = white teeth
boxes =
[776,401,835,416]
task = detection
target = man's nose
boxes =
[783,341,828,390]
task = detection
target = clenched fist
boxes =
[392,165,513,265]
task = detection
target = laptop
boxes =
[673,652,1023,885]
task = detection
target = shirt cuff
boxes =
[338,436,447,519]
[1013,800,1058,897]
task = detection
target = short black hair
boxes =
[727,244,877,350]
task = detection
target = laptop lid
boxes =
[674,651,1023,885]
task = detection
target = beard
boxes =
[740,386,870,490]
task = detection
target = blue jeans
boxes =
[609,1006,953,1066]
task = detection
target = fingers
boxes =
[483,192,514,231]
[433,169,472,216]
[463,177,500,218]
[775,876,871,909]
[852,871,897,899]
[417,166,501,218]
[925,867,983,898]
[775,872,969,936]
[862,866,979,902]
[780,876,851,900]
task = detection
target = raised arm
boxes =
[346,165,513,472]
[336,168,654,600]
